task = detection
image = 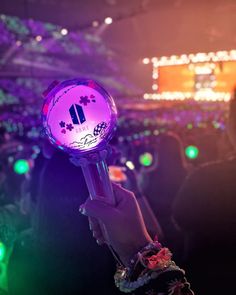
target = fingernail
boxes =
[96,239,104,245]
[79,204,86,215]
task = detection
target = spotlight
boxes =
[92,20,99,27]
[60,28,68,36]
[126,161,135,170]
[15,40,22,46]
[139,152,153,167]
[13,159,30,175]
[104,17,113,25]
[142,58,150,64]
[185,145,199,160]
[35,35,42,42]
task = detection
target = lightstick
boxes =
[42,78,117,205]
[139,152,153,167]
[13,159,30,175]
[0,242,6,262]
[185,145,199,160]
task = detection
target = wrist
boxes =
[119,235,153,266]
[114,240,185,294]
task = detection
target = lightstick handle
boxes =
[80,159,125,264]
[80,159,115,205]
[70,153,124,265]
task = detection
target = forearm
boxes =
[137,196,163,241]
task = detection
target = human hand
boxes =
[79,183,152,266]
[136,196,163,240]
[124,168,141,196]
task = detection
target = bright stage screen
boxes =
[158,61,236,93]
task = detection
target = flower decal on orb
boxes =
[59,121,66,128]
[66,123,74,131]
[90,94,96,103]
[59,122,74,134]
[79,96,90,106]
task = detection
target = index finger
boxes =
[112,182,135,205]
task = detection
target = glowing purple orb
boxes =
[42,79,117,154]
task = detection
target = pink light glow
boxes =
[42,79,117,154]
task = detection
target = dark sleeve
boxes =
[134,269,194,295]
[172,166,213,232]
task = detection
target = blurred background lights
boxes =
[60,28,68,35]
[104,17,113,24]
[139,152,153,166]
[152,84,158,90]
[185,145,199,159]
[13,159,30,175]
[35,35,42,42]
[15,40,22,46]
[143,49,235,102]
[142,57,150,64]
[0,242,6,262]
[125,160,135,170]
[108,166,127,182]
[92,20,99,27]
[120,156,126,163]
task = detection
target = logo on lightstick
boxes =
[69,104,86,125]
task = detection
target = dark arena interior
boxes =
[0,1,236,294]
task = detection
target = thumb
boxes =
[79,198,113,222]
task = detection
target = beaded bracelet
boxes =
[114,241,182,293]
